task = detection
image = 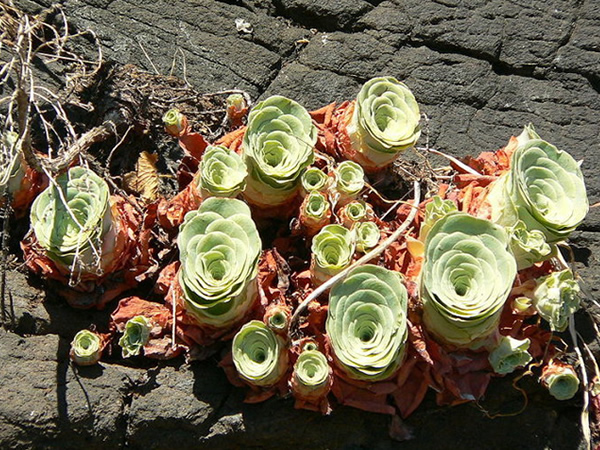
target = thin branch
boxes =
[416,146,482,177]
[290,180,421,334]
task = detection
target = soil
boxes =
[2,0,600,448]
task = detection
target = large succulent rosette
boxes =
[177,197,262,328]
[29,167,116,277]
[341,77,420,171]
[326,265,409,382]
[242,95,317,207]
[421,213,517,348]
[487,136,588,243]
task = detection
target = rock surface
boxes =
[3,0,600,448]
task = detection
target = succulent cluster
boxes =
[13,75,588,428]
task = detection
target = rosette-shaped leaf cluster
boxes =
[345,77,420,171]
[488,336,532,375]
[541,361,580,400]
[488,135,588,243]
[118,316,152,358]
[311,224,355,286]
[421,213,517,348]
[30,167,114,275]
[0,131,25,196]
[355,221,380,253]
[300,191,331,236]
[242,95,317,207]
[334,161,364,205]
[339,200,371,228]
[70,330,103,366]
[533,269,580,332]
[194,145,247,198]
[291,348,332,411]
[326,265,408,381]
[419,196,457,242]
[232,320,288,387]
[301,167,329,194]
[177,198,262,327]
[508,220,553,270]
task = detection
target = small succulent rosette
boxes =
[70,329,107,366]
[298,191,331,236]
[22,166,146,308]
[310,224,355,287]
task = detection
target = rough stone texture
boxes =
[4,0,600,447]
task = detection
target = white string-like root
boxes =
[290,180,421,334]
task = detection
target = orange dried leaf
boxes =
[123,151,160,203]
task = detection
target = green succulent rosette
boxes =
[300,191,331,235]
[488,133,588,243]
[0,131,25,196]
[326,265,408,381]
[242,95,317,207]
[488,336,532,375]
[346,76,420,170]
[178,197,262,327]
[421,213,517,348]
[232,320,288,387]
[542,363,580,401]
[118,316,152,358]
[533,269,580,332]
[310,224,355,286]
[334,161,364,204]
[301,167,329,194]
[30,166,113,273]
[508,220,553,270]
[339,200,370,227]
[292,349,332,398]
[70,330,103,366]
[355,221,380,253]
[195,145,247,198]
[419,196,458,242]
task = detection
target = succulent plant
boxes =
[162,108,187,137]
[311,224,355,286]
[533,269,580,332]
[488,336,532,375]
[301,167,329,194]
[345,76,420,170]
[507,220,553,270]
[195,145,247,198]
[339,200,370,227]
[488,132,588,243]
[421,213,517,348]
[30,166,114,275]
[0,130,25,196]
[326,264,408,381]
[291,349,332,400]
[70,330,103,366]
[419,196,458,242]
[334,160,364,204]
[541,361,580,401]
[242,95,317,207]
[178,197,262,328]
[118,316,152,358]
[355,221,380,253]
[232,320,288,387]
